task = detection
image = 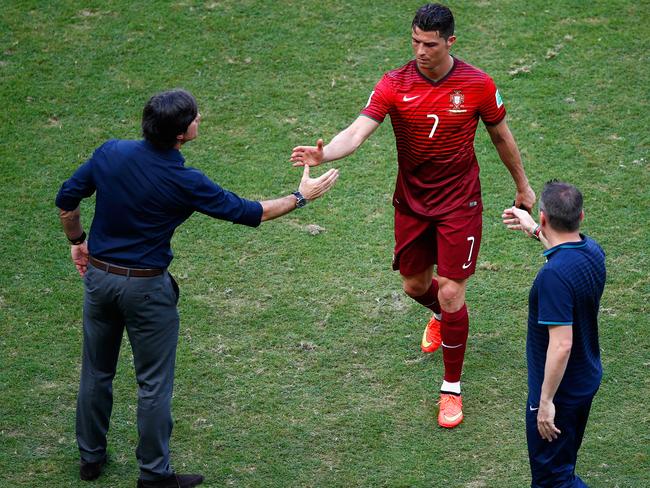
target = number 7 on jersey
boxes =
[427,114,439,138]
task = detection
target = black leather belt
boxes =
[89,256,163,277]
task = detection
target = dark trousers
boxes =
[526,397,594,488]
[76,263,179,481]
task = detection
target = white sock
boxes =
[441,380,461,395]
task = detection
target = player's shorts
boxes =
[392,204,482,279]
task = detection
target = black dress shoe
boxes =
[136,473,204,488]
[79,457,107,481]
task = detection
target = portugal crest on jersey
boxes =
[449,90,467,113]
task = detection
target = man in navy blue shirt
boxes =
[503,181,606,487]
[56,89,339,488]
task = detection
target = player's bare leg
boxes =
[436,276,467,313]
[402,267,443,353]
[401,266,435,297]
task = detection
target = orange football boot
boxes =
[421,315,442,353]
[438,393,463,428]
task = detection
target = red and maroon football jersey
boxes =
[361,58,506,218]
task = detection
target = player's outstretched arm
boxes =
[260,165,339,222]
[487,119,536,211]
[290,116,379,167]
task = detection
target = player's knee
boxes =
[402,279,429,298]
[438,282,466,312]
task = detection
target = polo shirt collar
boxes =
[543,234,587,259]
[142,140,185,164]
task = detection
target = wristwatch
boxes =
[292,191,308,208]
[68,231,87,245]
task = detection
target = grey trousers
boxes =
[76,262,179,481]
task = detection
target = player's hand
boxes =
[514,185,536,213]
[298,164,339,201]
[537,399,561,442]
[502,206,537,236]
[71,241,89,277]
[290,139,324,167]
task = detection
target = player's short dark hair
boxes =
[412,3,455,39]
[539,180,583,232]
[142,89,198,149]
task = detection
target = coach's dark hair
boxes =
[539,180,583,232]
[412,3,455,39]
[142,89,198,149]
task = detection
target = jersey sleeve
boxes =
[478,75,506,126]
[187,170,263,227]
[536,268,574,326]
[55,144,106,210]
[360,74,394,123]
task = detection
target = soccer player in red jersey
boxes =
[291,3,535,428]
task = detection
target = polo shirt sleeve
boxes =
[536,268,574,326]
[55,146,102,211]
[189,171,263,227]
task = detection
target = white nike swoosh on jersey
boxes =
[529,406,539,411]
[403,95,420,102]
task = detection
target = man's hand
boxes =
[71,241,89,277]
[537,399,561,442]
[515,185,536,213]
[259,164,339,222]
[290,138,324,167]
[502,206,537,236]
[298,164,339,201]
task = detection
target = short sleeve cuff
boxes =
[538,320,573,326]
[482,112,506,127]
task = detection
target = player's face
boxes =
[411,27,456,76]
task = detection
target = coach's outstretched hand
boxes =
[259,164,339,222]
[290,138,324,167]
[502,206,550,248]
[502,206,537,236]
[298,164,339,201]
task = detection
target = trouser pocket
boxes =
[169,272,180,304]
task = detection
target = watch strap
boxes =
[69,231,87,245]
[292,191,308,208]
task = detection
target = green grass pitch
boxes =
[0,1,648,486]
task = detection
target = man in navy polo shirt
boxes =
[502,181,606,487]
[55,89,339,488]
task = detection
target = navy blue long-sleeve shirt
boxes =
[56,139,263,268]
